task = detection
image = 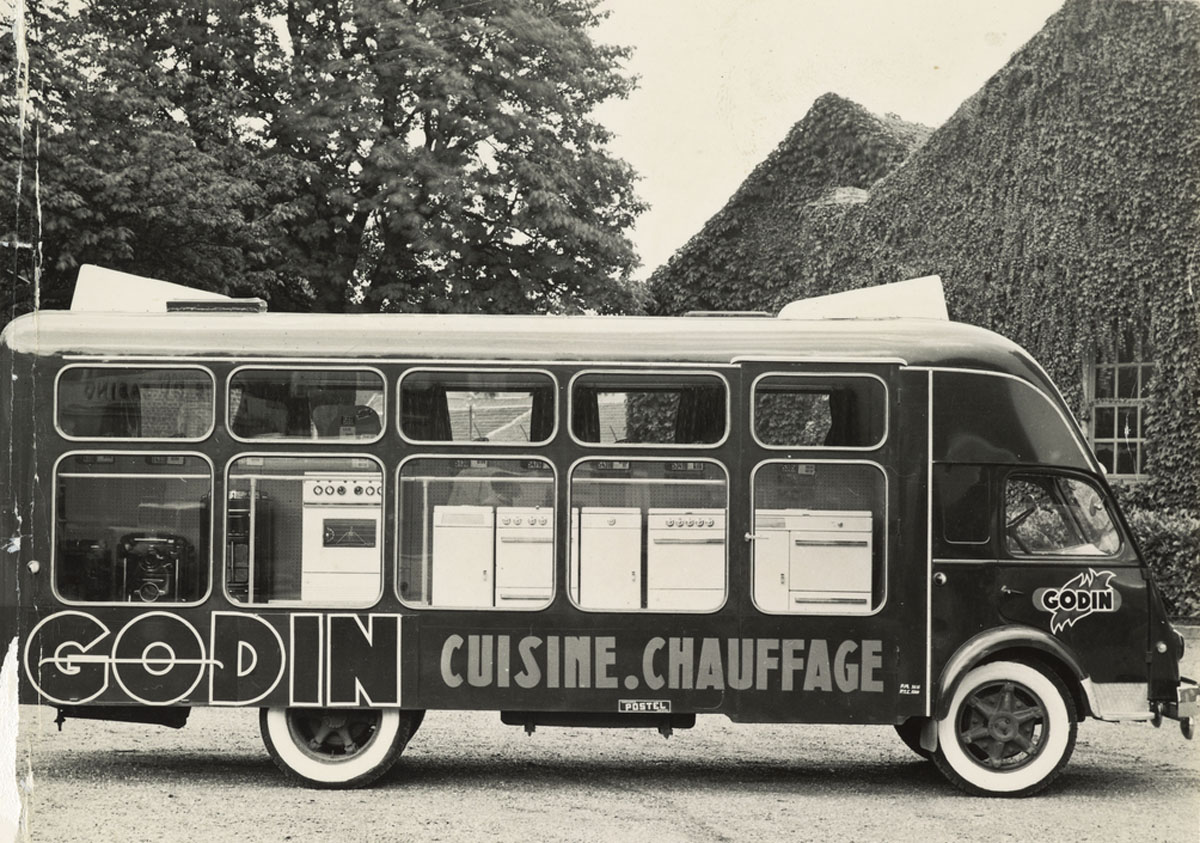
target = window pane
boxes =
[1093,443,1115,474]
[570,460,727,611]
[753,462,884,614]
[56,454,211,603]
[1093,407,1115,439]
[1141,363,1155,395]
[398,457,555,609]
[229,370,383,440]
[754,376,885,448]
[1116,442,1138,475]
[571,373,726,446]
[1005,473,1119,556]
[227,456,382,605]
[1093,366,1114,399]
[1115,366,1138,399]
[935,464,991,546]
[58,367,212,439]
[1065,480,1121,554]
[400,370,555,444]
[1116,407,1140,439]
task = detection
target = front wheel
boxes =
[260,707,419,788]
[933,660,1076,797]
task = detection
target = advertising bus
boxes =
[1,268,1194,796]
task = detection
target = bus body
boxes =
[1,277,1194,795]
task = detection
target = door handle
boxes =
[1001,585,1025,595]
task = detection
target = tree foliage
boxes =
[1,0,644,318]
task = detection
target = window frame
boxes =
[1084,329,1152,480]
[225,365,387,445]
[396,367,559,447]
[222,451,387,608]
[1001,468,1124,561]
[51,449,216,607]
[749,371,889,451]
[54,363,216,443]
[567,368,731,449]
[748,458,889,617]
[394,452,559,611]
[566,454,730,614]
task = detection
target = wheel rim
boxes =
[954,680,1048,772]
[285,708,383,764]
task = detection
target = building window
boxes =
[1087,326,1152,478]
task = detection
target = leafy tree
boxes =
[1,0,295,312]
[1,0,644,319]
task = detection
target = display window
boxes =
[397,456,555,609]
[225,455,384,606]
[752,374,886,449]
[228,368,384,442]
[399,369,556,444]
[751,460,886,615]
[569,371,728,447]
[57,366,214,440]
[568,458,728,612]
[54,453,212,604]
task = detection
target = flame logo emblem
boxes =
[1032,569,1122,634]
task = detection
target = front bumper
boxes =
[1155,676,1198,740]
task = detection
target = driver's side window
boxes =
[1004,473,1121,557]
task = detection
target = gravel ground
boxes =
[11,628,1200,843]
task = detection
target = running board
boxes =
[500,710,695,737]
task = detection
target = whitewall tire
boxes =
[933,660,1076,797]
[260,707,415,788]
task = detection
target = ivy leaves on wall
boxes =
[649,0,1200,509]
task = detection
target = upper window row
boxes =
[56,366,888,449]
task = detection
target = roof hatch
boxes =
[778,275,948,320]
[70,265,266,313]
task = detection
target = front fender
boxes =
[935,625,1089,720]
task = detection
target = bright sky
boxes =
[593,0,1063,277]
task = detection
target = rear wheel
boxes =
[894,717,934,760]
[260,707,420,788]
[933,660,1076,797]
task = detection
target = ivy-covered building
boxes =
[648,0,1200,512]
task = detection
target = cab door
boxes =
[927,368,1151,707]
[930,463,1150,693]
[994,468,1150,687]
